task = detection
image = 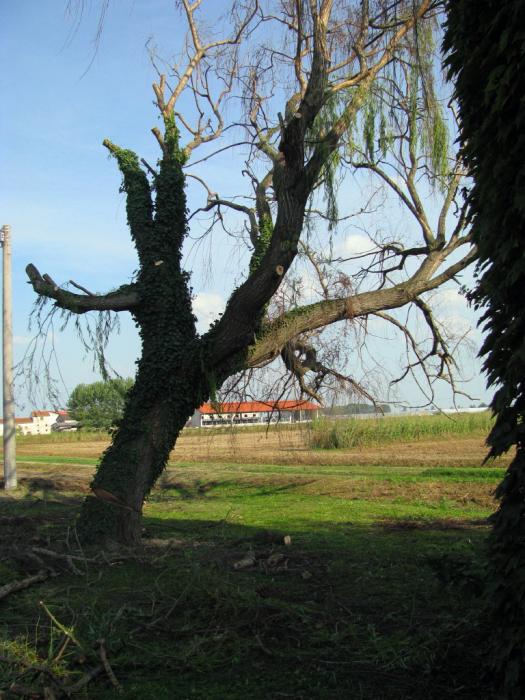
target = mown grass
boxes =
[0,446,499,699]
[310,411,493,449]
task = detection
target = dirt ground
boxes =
[14,427,510,468]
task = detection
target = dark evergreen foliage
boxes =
[444,1,525,696]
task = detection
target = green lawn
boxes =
[0,458,498,699]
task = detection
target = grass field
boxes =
[0,424,506,699]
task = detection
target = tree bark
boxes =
[76,124,208,545]
[77,346,205,545]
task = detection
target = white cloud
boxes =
[192,292,225,333]
[429,287,466,311]
[337,234,377,257]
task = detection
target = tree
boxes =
[67,378,134,430]
[26,0,475,545]
[444,2,525,696]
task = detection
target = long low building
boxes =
[189,400,320,428]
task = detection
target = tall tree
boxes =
[27,0,474,545]
[68,378,134,430]
[444,1,525,696]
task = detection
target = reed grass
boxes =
[13,430,110,446]
[310,411,493,449]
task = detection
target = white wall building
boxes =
[0,410,74,436]
[189,400,320,428]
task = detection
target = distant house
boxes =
[31,410,61,434]
[188,400,320,428]
[52,411,79,432]
[0,417,34,436]
[0,410,78,436]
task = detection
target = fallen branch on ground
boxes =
[0,572,49,601]
[98,638,123,693]
[63,665,103,694]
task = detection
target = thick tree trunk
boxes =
[76,263,208,545]
[75,127,211,545]
[77,354,205,545]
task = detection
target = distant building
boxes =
[189,400,320,428]
[0,417,34,436]
[0,410,78,436]
[52,410,79,432]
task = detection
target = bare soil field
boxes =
[14,427,510,468]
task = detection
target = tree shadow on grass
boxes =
[157,474,317,500]
[0,486,492,699]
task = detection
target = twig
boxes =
[68,280,94,296]
[97,639,123,694]
[53,636,71,664]
[38,601,84,652]
[63,665,103,693]
[0,572,49,601]
[8,684,44,698]
[0,655,65,695]
[140,158,158,178]
[31,547,97,565]
[255,634,274,657]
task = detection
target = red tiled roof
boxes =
[0,417,33,424]
[31,410,54,417]
[199,400,319,415]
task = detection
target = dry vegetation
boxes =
[13,423,510,468]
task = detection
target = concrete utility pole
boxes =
[1,224,16,489]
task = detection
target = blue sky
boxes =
[0,1,491,412]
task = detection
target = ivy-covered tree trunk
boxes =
[77,354,205,545]
[77,119,209,544]
[78,352,205,545]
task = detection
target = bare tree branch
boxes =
[244,244,475,370]
[26,265,139,314]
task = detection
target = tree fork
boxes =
[77,119,203,544]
